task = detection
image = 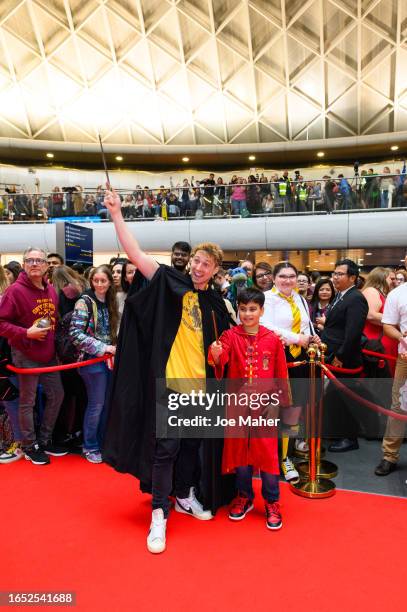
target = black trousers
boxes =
[323,372,380,439]
[152,438,202,517]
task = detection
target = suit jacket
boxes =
[321,286,368,368]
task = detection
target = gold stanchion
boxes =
[291,344,336,498]
[297,343,338,480]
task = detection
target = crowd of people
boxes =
[0,196,406,553]
[1,164,407,222]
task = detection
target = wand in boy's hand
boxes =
[211,310,218,342]
[98,133,111,189]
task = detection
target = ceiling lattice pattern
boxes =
[1,0,407,146]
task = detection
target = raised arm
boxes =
[104,187,159,280]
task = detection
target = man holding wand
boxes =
[102,188,234,553]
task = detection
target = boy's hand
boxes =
[210,341,223,363]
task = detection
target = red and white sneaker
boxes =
[265,501,282,530]
[228,494,254,521]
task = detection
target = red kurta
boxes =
[208,325,289,475]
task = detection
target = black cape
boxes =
[103,265,235,513]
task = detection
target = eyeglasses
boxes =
[332,271,348,277]
[255,272,272,280]
[24,258,47,265]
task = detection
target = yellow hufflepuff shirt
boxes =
[166,291,206,392]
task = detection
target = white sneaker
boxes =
[175,487,213,520]
[294,439,309,453]
[0,443,24,464]
[147,509,167,554]
[84,451,102,464]
[281,457,300,483]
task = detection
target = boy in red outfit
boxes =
[209,288,289,529]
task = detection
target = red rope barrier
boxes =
[320,363,407,422]
[287,360,307,369]
[6,354,110,375]
[324,363,363,374]
[362,348,397,362]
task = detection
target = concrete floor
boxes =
[316,439,407,498]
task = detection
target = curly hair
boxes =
[191,242,223,266]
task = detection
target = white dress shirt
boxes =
[261,288,311,345]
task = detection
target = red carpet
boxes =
[2,455,406,612]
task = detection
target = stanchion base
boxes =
[296,460,338,480]
[290,478,336,499]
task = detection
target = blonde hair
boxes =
[363,267,391,296]
[52,265,87,293]
[191,242,223,266]
[0,265,8,295]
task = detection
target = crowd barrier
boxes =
[6,346,406,501]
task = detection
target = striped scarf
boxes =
[278,292,302,358]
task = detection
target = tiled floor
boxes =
[322,439,407,498]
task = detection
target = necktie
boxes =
[279,292,301,358]
[330,292,342,310]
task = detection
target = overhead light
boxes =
[317,151,325,157]
[115,156,123,161]
[390,145,399,151]
[330,262,335,265]
[248,155,256,161]
[366,252,372,256]
[46,153,54,158]
[314,260,319,263]
[182,157,189,162]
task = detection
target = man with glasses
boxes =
[0,247,65,465]
[321,259,368,452]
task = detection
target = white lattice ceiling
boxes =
[1,0,407,146]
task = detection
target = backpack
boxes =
[55,295,98,364]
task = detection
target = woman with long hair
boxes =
[53,265,88,316]
[309,277,335,335]
[262,261,320,482]
[120,260,137,295]
[362,266,398,376]
[0,265,8,297]
[112,259,128,320]
[52,266,88,449]
[69,265,118,463]
[3,261,21,285]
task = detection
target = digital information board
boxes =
[56,221,93,266]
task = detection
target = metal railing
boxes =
[0,174,406,223]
